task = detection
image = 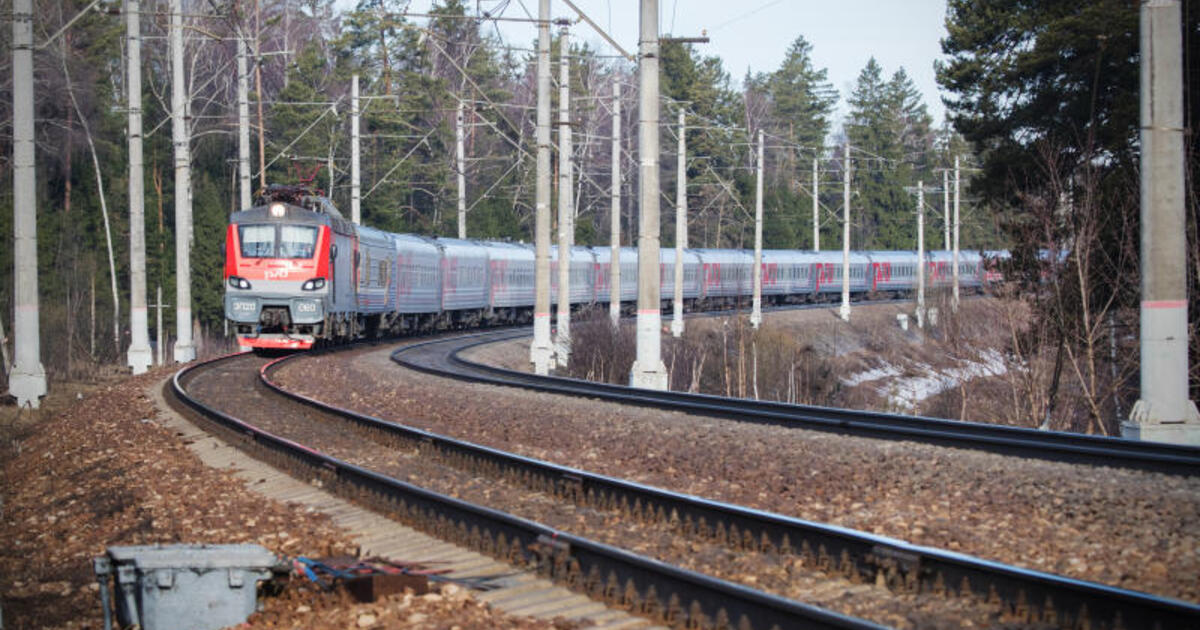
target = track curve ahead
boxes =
[392,329,1200,477]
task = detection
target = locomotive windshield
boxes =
[239,224,275,258]
[238,224,318,259]
[280,225,318,258]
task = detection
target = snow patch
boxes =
[840,363,902,387]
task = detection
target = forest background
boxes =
[0,0,1196,414]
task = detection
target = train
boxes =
[224,185,998,350]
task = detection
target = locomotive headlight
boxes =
[227,276,252,290]
[301,277,326,291]
[269,202,286,218]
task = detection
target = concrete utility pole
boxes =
[609,81,621,328]
[1125,0,1200,444]
[456,98,467,238]
[254,0,266,190]
[237,30,251,210]
[9,0,46,407]
[126,0,152,375]
[839,142,851,322]
[530,0,554,375]
[671,107,686,337]
[555,25,573,368]
[916,180,926,328]
[812,156,820,251]
[351,74,361,225]
[750,128,764,329]
[629,0,668,390]
[952,155,961,313]
[171,0,195,363]
[942,168,950,251]
[155,286,166,366]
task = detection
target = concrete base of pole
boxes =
[554,335,570,369]
[9,364,46,408]
[749,310,762,329]
[531,314,553,375]
[670,316,683,338]
[1122,400,1200,444]
[173,342,196,364]
[838,302,851,322]
[127,345,153,375]
[630,360,668,390]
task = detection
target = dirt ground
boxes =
[0,370,580,630]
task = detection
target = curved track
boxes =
[279,339,1198,629]
[168,341,1200,629]
[392,329,1200,477]
[172,351,880,630]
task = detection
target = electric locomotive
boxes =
[224,185,355,349]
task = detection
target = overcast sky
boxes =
[378,0,953,125]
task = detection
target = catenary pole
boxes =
[1125,0,1200,443]
[630,0,668,389]
[456,98,466,238]
[671,107,686,337]
[171,0,195,363]
[254,0,266,190]
[812,156,819,251]
[609,81,622,328]
[751,128,763,329]
[942,168,950,250]
[351,74,361,224]
[9,0,46,407]
[237,30,251,209]
[555,25,573,367]
[839,141,851,321]
[952,155,961,312]
[126,0,152,374]
[530,0,554,374]
[917,180,926,328]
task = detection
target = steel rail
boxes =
[172,352,881,630]
[395,329,1200,477]
[344,329,1197,629]
[255,339,1196,629]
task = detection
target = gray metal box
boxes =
[95,544,278,630]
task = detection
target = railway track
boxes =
[248,340,1200,628]
[172,351,879,630]
[392,328,1200,477]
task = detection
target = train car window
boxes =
[239,224,275,258]
[279,225,318,259]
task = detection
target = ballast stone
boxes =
[95,543,279,630]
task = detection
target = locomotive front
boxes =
[224,188,348,350]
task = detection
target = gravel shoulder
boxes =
[0,369,583,630]
[276,314,1200,605]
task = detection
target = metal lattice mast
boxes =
[530,0,554,374]
[629,0,668,390]
[126,0,152,373]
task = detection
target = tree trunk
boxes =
[62,55,121,357]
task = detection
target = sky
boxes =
[378,0,953,125]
